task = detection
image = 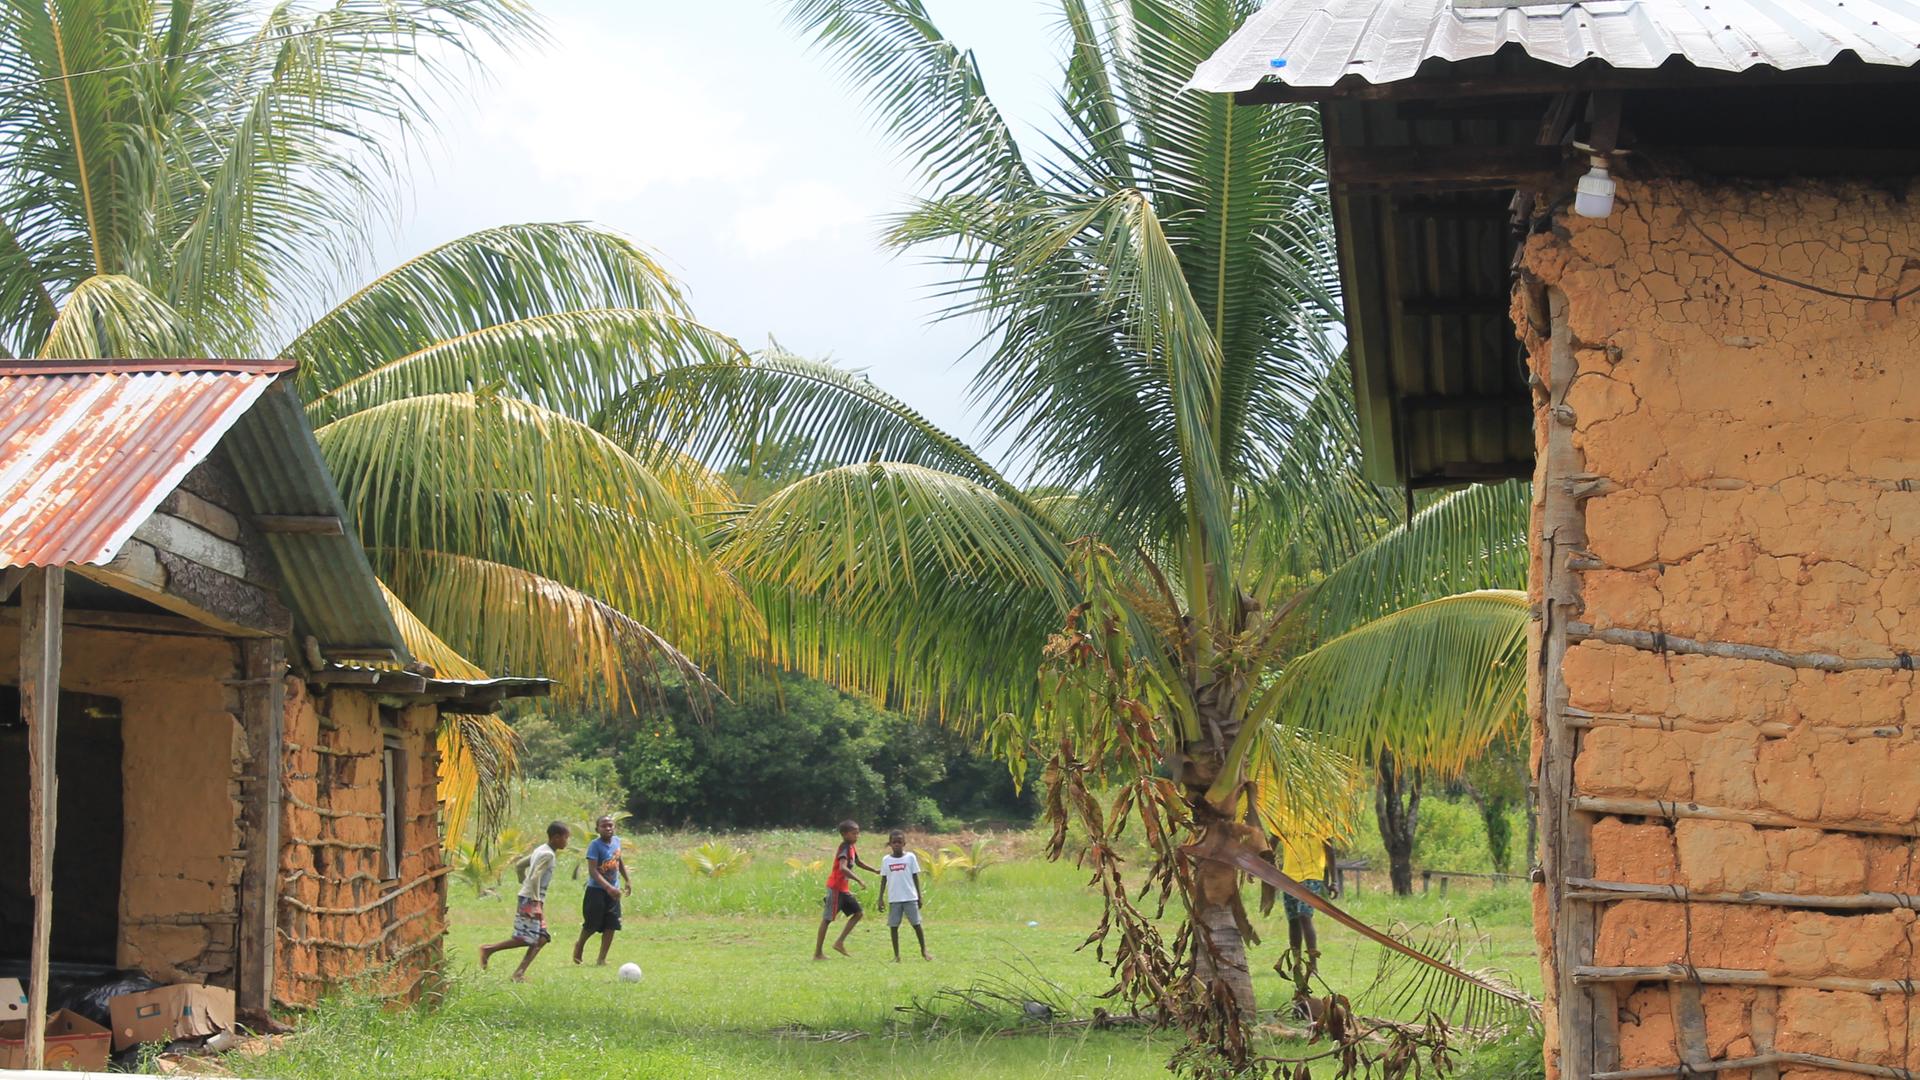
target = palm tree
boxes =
[0,0,750,835]
[608,0,1533,1027]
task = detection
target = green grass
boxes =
[255,831,1543,1080]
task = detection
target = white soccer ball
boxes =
[618,962,643,983]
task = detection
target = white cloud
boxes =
[729,181,872,257]
[477,19,770,204]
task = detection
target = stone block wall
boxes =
[0,625,245,983]
[275,684,446,1007]
[1525,176,1920,1078]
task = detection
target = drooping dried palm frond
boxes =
[1360,916,1539,1038]
[1197,836,1540,1031]
[439,711,519,847]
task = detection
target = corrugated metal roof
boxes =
[0,361,285,567]
[222,382,409,659]
[0,359,409,660]
[1188,0,1920,92]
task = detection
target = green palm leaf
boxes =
[604,345,1038,513]
[787,0,1028,198]
[1256,590,1530,778]
[37,273,196,358]
[1291,481,1532,644]
[289,224,740,423]
[722,461,1071,720]
[315,392,748,660]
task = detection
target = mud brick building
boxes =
[1194,2,1920,1077]
[0,359,544,1061]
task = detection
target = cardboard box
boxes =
[107,983,235,1051]
[0,978,23,1021]
[0,1008,113,1071]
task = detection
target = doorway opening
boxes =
[0,687,125,968]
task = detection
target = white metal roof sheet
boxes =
[1187,0,1920,92]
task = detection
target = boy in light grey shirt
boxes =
[480,821,570,981]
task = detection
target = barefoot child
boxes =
[574,815,630,965]
[1276,832,1336,980]
[879,830,930,962]
[480,821,569,981]
[813,820,878,959]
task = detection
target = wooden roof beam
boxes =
[77,535,291,638]
[1330,145,1565,192]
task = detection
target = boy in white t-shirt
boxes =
[479,821,570,982]
[879,830,930,962]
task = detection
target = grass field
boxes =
[255,830,1543,1080]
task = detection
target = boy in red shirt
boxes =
[813,819,878,959]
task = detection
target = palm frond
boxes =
[1291,482,1531,644]
[1245,724,1365,849]
[302,306,743,428]
[721,461,1071,721]
[316,392,751,669]
[380,549,716,712]
[379,578,487,680]
[0,0,543,353]
[603,345,1040,515]
[439,711,520,849]
[288,223,738,423]
[1255,590,1529,778]
[1236,358,1401,592]
[787,0,1029,199]
[37,273,195,357]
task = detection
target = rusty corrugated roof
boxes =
[1187,0,1920,92]
[0,360,408,661]
[0,360,290,567]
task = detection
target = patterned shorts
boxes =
[512,899,550,944]
[1283,879,1326,920]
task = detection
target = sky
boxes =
[366,0,1072,450]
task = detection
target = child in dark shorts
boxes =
[813,819,878,959]
[574,814,631,965]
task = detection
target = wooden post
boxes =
[20,567,64,1071]
[238,638,285,1012]
[1537,288,1609,1078]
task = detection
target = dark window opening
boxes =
[381,730,404,882]
[0,687,124,969]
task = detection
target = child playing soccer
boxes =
[479,821,570,981]
[879,830,930,962]
[574,814,631,965]
[813,819,878,959]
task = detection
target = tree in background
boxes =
[0,0,749,837]
[607,0,1533,1043]
[523,675,1036,830]
[1375,751,1421,896]
[1459,736,1530,878]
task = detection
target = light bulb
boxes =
[1574,155,1615,219]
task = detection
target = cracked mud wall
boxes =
[1524,176,1920,1079]
[0,625,244,983]
[276,686,446,1007]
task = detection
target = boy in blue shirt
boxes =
[573,815,631,965]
